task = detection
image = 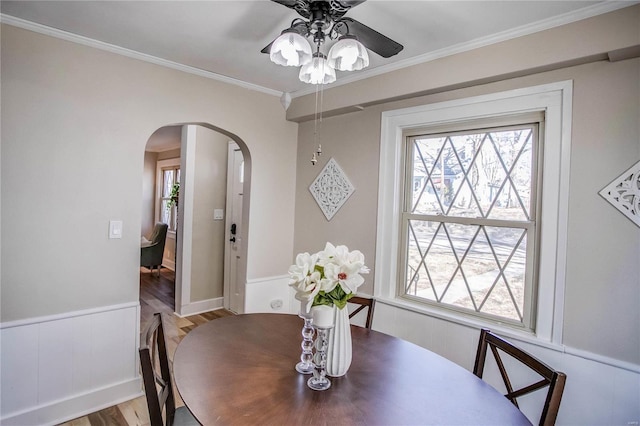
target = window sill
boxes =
[375,295,564,353]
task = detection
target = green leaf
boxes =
[311,285,355,309]
[312,291,334,307]
[333,298,347,309]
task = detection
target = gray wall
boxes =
[0,23,298,322]
[190,126,229,302]
[293,9,640,366]
[141,151,158,237]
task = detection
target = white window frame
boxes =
[155,157,181,238]
[375,81,573,345]
[401,119,542,330]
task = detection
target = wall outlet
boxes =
[270,299,283,310]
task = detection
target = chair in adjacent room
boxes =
[473,328,567,426]
[141,222,168,277]
[139,313,200,426]
[348,296,376,329]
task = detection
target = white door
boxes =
[224,143,244,313]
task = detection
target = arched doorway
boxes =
[141,123,251,316]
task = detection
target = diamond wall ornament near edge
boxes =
[309,158,355,221]
[599,159,640,228]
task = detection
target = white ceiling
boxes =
[2,0,633,99]
[146,125,182,153]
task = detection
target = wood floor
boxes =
[58,268,234,426]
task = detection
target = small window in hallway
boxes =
[160,165,180,232]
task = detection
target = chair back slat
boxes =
[507,378,551,401]
[348,296,375,329]
[489,344,518,407]
[473,329,566,426]
[140,313,177,426]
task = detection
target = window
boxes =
[156,158,180,233]
[401,120,540,329]
[376,81,572,343]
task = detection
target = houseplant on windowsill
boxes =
[167,182,180,209]
[288,242,369,376]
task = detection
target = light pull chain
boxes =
[311,44,325,165]
[312,80,320,165]
[316,82,324,161]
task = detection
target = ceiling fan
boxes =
[262,0,404,84]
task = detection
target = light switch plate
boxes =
[109,220,123,239]
[214,209,224,220]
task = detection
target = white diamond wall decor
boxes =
[599,160,640,228]
[309,158,355,221]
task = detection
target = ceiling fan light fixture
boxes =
[327,35,369,71]
[270,30,313,67]
[299,52,336,85]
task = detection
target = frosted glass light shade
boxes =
[270,31,312,67]
[299,54,336,84]
[327,36,369,71]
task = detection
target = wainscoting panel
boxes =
[1,325,39,415]
[0,302,142,425]
[71,316,94,395]
[245,275,294,314]
[38,319,75,405]
[373,301,640,425]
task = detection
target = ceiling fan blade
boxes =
[334,0,367,8]
[270,0,311,19]
[328,0,366,20]
[340,17,403,58]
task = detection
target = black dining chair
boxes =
[139,313,200,426]
[473,328,566,426]
[348,296,375,329]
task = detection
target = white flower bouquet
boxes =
[288,242,370,313]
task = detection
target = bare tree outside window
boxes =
[402,124,539,326]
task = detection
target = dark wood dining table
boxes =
[173,313,531,425]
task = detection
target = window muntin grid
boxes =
[160,167,180,232]
[401,123,540,329]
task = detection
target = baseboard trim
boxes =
[177,297,224,317]
[162,258,176,271]
[1,378,143,426]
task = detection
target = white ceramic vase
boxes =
[325,305,352,377]
[310,304,334,327]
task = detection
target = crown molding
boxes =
[290,1,639,98]
[0,13,284,98]
[2,1,636,101]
